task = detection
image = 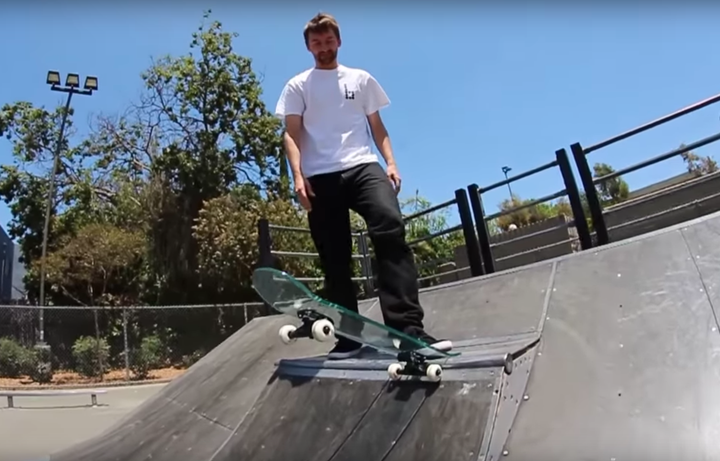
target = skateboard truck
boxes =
[387,349,443,383]
[278,309,336,344]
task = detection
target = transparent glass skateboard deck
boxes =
[252,268,459,359]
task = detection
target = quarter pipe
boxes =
[48,211,720,461]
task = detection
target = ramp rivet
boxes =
[523,394,529,401]
[503,450,509,456]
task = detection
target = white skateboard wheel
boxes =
[426,364,442,382]
[312,319,335,342]
[388,363,404,380]
[279,325,297,344]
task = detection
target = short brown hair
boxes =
[303,12,340,45]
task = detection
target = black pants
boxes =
[307,162,424,334]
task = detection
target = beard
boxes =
[316,49,337,65]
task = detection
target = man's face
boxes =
[306,30,340,66]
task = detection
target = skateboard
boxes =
[252,267,460,382]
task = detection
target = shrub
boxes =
[0,338,37,378]
[29,345,54,384]
[72,336,110,378]
[181,349,206,368]
[130,335,167,380]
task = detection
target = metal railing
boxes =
[570,92,720,246]
[466,148,591,274]
[256,188,482,293]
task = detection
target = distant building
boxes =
[0,225,26,302]
[0,226,14,301]
[11,243,26,300]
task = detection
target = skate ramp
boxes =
[48,211,720,461]
[502,214,720,460]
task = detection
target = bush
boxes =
[29,345,54,384]
[130,335,167,380]
[0,338,38,378]
[72,336,110,378]
[181,349,206,368]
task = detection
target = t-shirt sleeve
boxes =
[275,80,305,118]
[363,73,390,115]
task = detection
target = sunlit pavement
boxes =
[0,383,166,461]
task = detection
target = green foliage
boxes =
[130,335,167,380]
[593,163,629,206]
[193,187,318,301]
[41,223,147,306]
[0,338,37,378]
[400,194,465,283]
[494,195,572,232]
[680,146,718,175]
[71,336,110,378]
[30,345,53,384]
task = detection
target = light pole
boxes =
[501,165,513,198]
[37,71,97,344]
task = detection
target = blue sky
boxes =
[1,3,720,235]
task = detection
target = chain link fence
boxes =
[0,301,268,385]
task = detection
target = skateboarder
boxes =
[274,12,453,359]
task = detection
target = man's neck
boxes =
[315,61,339,70]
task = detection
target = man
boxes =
[274,12,452,359]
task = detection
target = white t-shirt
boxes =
[275,64,390,178]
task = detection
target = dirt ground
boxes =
[0,366,187,389]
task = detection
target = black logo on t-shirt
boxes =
[344,84,355,100]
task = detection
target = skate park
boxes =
[27,89,720,461]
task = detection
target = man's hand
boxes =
[295,175,315,211]
[386,163,401,194]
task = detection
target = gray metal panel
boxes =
[399,262,553,340]
[211,377,386,461]
[50,317,331,461]
[481,344,538,461]
[504,224,720,461]
[380,380,494,461]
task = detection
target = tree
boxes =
[41,223,146,307]
[0,102,122,302]
[400,193,466,285]
[679,145,718,175]
[85,11,288,304]
[494,196,563,232]
[193,187,317,303]
[593,162,629,206]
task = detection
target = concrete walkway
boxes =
[0,383,165,461]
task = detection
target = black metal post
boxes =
[257,218,273,268]
[467,184,495,274]
[555,148,592,250]
[357,231,374,294]
[38,92,73,326]
[570,142,609,246]
[38,71,96,346]
[454,188,483,277]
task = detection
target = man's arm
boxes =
[367,112,396,168]
[362,72,395,167]
[275,80,305,181]
[284,115,304,180]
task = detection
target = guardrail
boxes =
[256,188,483,292]
[466,148,591,275]
[0,389,107,408]
[570,92,720,246]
